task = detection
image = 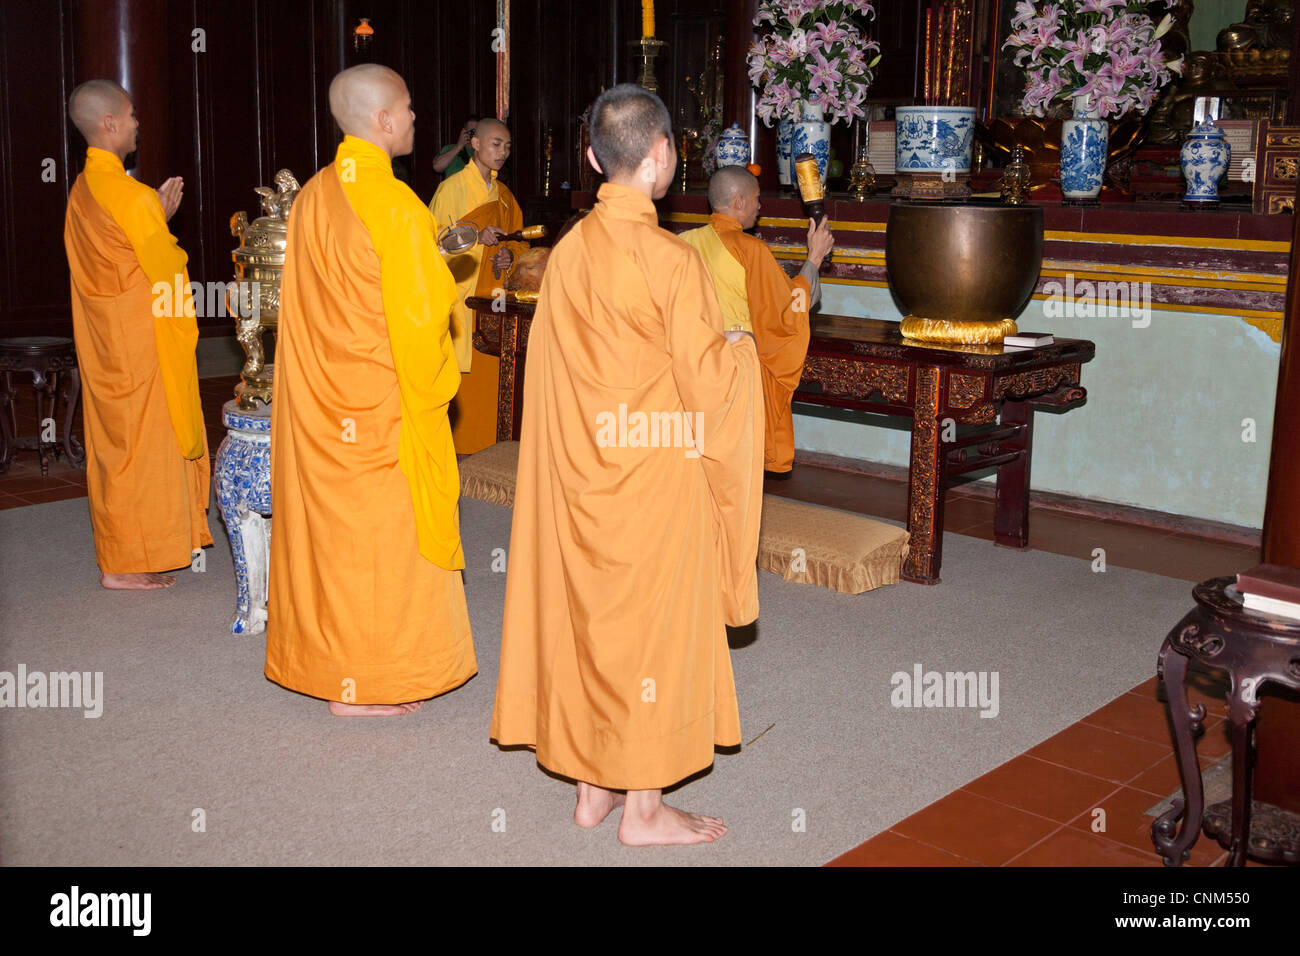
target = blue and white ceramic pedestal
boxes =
[215,400,271,635]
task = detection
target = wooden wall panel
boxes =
[0,0,77,336]
[0,0,926,339]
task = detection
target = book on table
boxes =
[1236,563,1300,620]
[1003,332,1055,348]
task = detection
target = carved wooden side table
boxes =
[0,336,85,475]
[1152,576,1300,866]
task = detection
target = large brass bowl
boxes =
[885,202,1043,345]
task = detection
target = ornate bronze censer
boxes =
[229,170,299,409]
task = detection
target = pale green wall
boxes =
[1190,1,1247,52]
[798,282,1280,529]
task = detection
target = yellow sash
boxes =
[679,224,751,333]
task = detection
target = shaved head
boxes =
[329,64,405,134]
[588,83,672,180]
[708,166,757,211]
[471,117,512,176]
[474,117,508,141]
[328,64,415,157]
[68,79,129,139]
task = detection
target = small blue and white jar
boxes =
[777,117,794,186]
[715,122,750,169]
[1181,121,1231,203]
[894,105,975,175]
[1060,95,1109,200]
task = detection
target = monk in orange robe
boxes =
[63,79,212,590]
[491,85,764,845]
[266,65,476,717]
[429,119,526,454]
[680,166,833,477]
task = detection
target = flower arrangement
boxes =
[747,0,881,126]
[1003,1,1184,119]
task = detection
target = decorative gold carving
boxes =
[800,355,909,403]
[992,363,1080,401]
[947,372,987,409]
[1266,130,1300,147]
[496,317,519,442]
[1241,314,1283,342]
[904,367,941,582]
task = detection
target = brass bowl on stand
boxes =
[886,201,1043,345]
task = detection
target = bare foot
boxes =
[618,790,727,846]
[574,781,626,828]
[328,700,424,717]
[100,572,175,590]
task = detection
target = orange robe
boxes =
[490,183,764,790]
[63,147,211,573]
[429,164,526,454]
[702,213,811,474]
[266,136,476,705]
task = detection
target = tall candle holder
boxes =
[636,37,666,93]
[542,127,553,198]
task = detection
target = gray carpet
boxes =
[0,496,1193,865]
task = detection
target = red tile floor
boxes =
[0,373,1274,866]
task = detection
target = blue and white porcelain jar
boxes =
[894,105,976,175]
[1060,95,1109,200]
[1181,121,1231,203]
[777,117,794,186]
[791,101,831,183]
[715,122,750,169]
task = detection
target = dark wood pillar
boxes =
[72,0,168,187]
[1254,162,1300,816]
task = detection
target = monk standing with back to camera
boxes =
[265,65,476,717]
[491,84,764,845]
[63,79,212,591]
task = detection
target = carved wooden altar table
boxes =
[469,300,1095,585]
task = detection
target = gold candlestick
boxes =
[543,128,553,198]
[637,37,665,94]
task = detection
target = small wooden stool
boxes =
[0,336,84,475]
[1151,576,1300,866]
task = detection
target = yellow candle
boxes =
[642,0,654,38]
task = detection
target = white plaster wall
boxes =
[796,282,1281,529]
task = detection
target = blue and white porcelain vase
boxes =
[777,117,794,186]
[1181,121,1231,203]
[1060,95,1109,200]
[894,105,976,174]
[791,101,831,184]
[715,122,750,169]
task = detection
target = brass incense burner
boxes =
[229,169,299,409]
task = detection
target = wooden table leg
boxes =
[33,369,52,476]
[0,370,15,474]
[994,399,1033,547]
[1151,628,1204,865]
[495,314,519,442]
[902,366,945,584]
[1226,688,1259,866]
[61,368,85,466]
